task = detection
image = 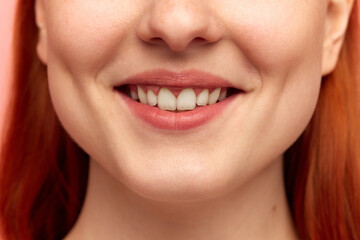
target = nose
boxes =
[136,0,222,52]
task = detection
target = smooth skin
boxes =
[35,0,353,239]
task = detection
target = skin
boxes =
[35,0,354,239]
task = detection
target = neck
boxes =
[65,157,298,240]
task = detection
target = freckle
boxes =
[272,205,277,212]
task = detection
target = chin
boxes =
[115,153,237,203]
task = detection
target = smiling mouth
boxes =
[115,85,242,112]
[113,69,245,130]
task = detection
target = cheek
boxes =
[217,1,326,158]
[46,0,140,76]
[222,0,326,73]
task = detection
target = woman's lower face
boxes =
[37,0,326,201]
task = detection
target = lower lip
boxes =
[116,90,238,131]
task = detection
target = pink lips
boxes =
[118,69,238,88]
[115,69,241,131]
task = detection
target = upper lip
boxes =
[115,69,247,91]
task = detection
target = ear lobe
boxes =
[35,0,48,65]
[321,0,354,76]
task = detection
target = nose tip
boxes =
[136,1,222,52]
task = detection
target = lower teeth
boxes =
[133,99,221,111]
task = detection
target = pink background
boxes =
[0,1,16,238]
[0,0,16,140]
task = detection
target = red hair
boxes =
[1,0,359,239]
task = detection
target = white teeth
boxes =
[196,89,209,106]
[158,88,177,111]
[177,88,196,110]
[208,88,221,104]
[130,90,139,100]
[137,86,147,104]
[218,89,227,101]
[147,90,157,106]
[133,85,228,111]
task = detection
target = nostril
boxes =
[147,37,170,47]
[150,37,163,43]
[145,37,211,52]
[189,37,211,48]
[193,37,207,43]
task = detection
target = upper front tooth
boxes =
[137,86,147,104]
[147,90,157,106]
[196,89,209,106]
[208,88,221,104]
[177,88,196,110]
[158,88,177,111]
